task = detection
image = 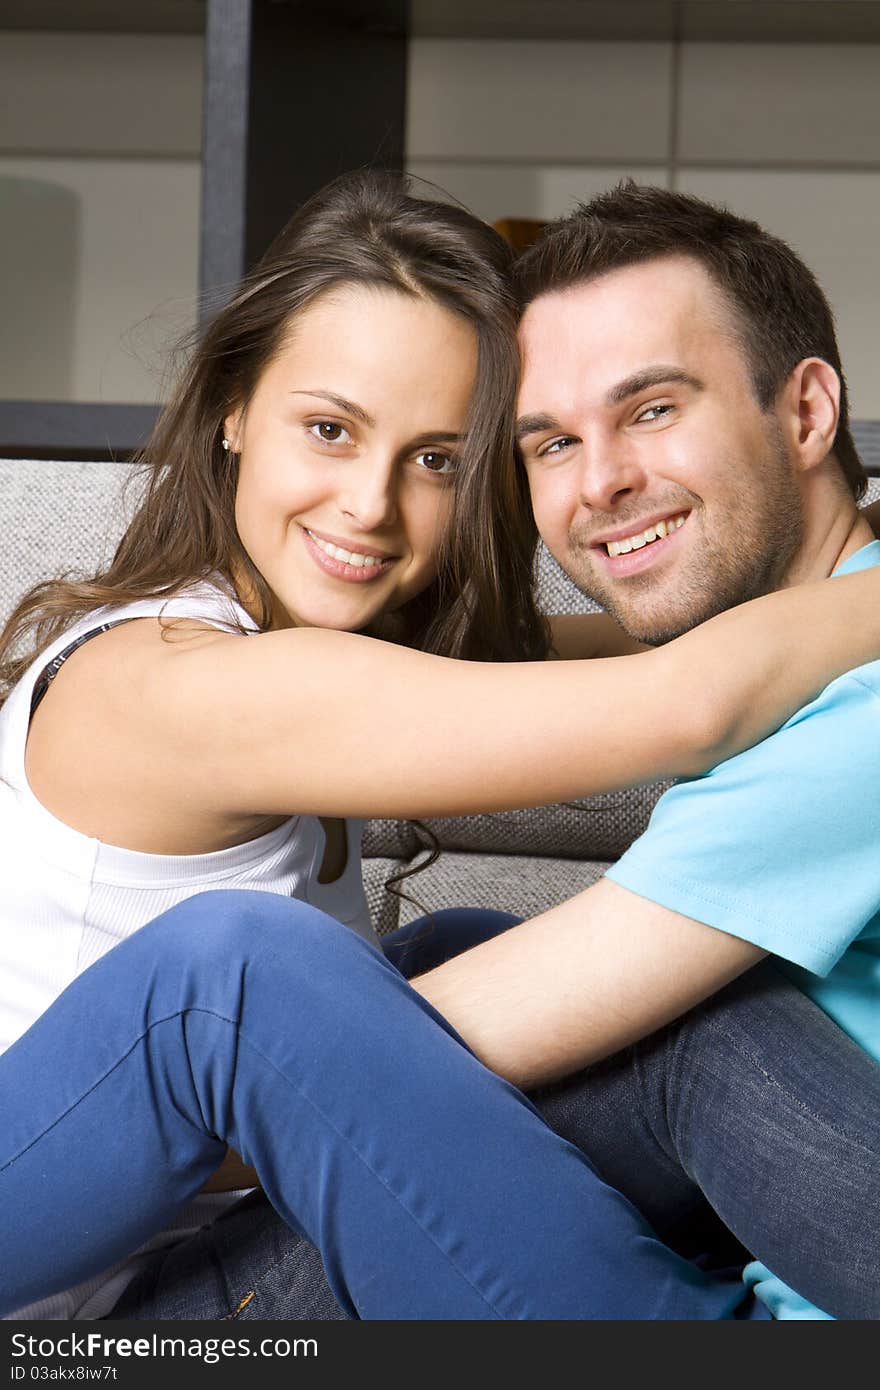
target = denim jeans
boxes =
[0,893,767,1321]
[108,906,880,1322]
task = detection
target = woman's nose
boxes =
[338,457,399,531]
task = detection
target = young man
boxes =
[416,183,880,1319]
[107,187,880,1322]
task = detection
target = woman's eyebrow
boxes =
[290,390,375,428]
[605,367,704,407]
[405,432,465,447]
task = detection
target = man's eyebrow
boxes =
[515,412,563,443]
[290,390,376,428]
[605,367,704,407]
[514,369,703,442]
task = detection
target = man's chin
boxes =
[600,593,729,647]
[562,555,752,645]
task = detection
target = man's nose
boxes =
[338,457,399,531]
[574,433,647,512]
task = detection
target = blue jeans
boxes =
[109,907,880,1323]
[0,893,767,1320]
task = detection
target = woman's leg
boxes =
[110,907,520,1322]
[0,891,760,1321]
[533,961,880,1321]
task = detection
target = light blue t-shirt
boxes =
[608,539,880,1320]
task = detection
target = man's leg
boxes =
[2,893,759,1321]
[112,912,880,1321]
[108,1190,346,1321]
[533,960,880,1321]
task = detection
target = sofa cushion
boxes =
[363,782,671,864]
[363,850,611,931]
[0,458,140,628]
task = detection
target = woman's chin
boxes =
[275,599,381,634]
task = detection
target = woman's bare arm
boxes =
[27,565,880,842]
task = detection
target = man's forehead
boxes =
[517,256,738,406]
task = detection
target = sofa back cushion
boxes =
[0,458,140,629]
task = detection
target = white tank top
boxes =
[0,579,378,1319]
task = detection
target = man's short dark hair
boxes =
[514,182,866,500]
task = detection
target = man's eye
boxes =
[416,451,457,476]
[309,421,351,444]
[540,436,577,457]
[636,403,674,423]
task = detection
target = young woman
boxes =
[2,172,880,1322]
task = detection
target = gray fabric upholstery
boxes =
[0,458,142,629]
[363,850,610,929]
[364,784,671,863]
[854,420,880,477]
[3,439,880,937]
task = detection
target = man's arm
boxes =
[417,658,880,1091]
[414,878,764,1089]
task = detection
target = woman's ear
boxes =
[780,357,840,473]
[223,406,244,454]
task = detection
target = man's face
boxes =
[516,255,805,644]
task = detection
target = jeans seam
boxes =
[0,1008,222,1172]
[701,1012,879,1158]
[221,1241,319,1321]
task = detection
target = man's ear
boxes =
[780,357,840,473]
[223,405,244,454]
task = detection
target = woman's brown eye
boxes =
[310,422,349,444]
[416,451,456,475]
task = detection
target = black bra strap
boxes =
[30,619,136,719]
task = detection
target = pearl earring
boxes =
[222,437,231,452]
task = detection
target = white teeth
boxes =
[606,513,686,557]
[309,532,385,567]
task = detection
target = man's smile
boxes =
[584,509,692,578]
[600,511,690,557]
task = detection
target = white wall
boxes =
[0,33,202,405]
[2,31,879,415]
[407,38,880,418]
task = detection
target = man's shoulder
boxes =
[788,657,880,728]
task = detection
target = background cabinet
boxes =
[2,0,879,460]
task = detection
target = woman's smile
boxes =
[301,525,397,583]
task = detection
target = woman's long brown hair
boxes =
[0,172,549,707]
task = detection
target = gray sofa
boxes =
[3,442,880,935]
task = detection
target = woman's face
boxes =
[227,284,478,631]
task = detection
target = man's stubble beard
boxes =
[563,432,805,646]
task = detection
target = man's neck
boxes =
[779,472,873,588]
